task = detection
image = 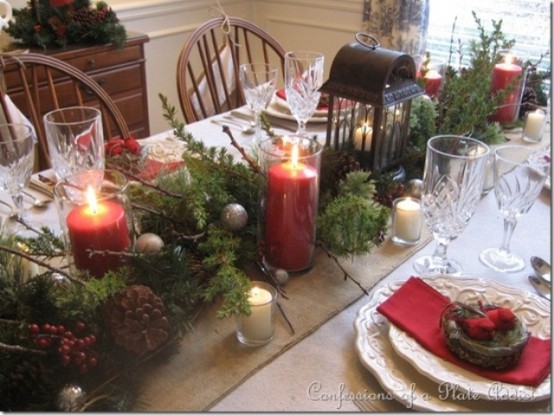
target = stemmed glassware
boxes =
[43,106,104,180]
[284,51,324,136]
[414,135,490,275]
[480,145,550,272]
[0,123,35,222]
[240,63,278,149]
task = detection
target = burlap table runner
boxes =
[137,229,431,411]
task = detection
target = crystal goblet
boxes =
[240,63,278,149]
[43,106,105,180]
[284,51,324,136]
[414,135,490,275]
[0,123,35,223]
[480,145,550,272]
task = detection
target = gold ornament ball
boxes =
[137,233,165,254]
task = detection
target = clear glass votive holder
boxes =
[391,197,423,246]
[54,169,135,278]
[522,109,547,143]
[258,136,322,272]
[236,281,278,346]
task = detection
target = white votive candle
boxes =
[392,197,423,245]
[522,109,546,143]
[236,282,277,346]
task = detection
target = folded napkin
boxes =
[138,159,185,181]
[377,276,551,386]
[275,89,328,111]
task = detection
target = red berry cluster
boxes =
[28,322,98,374]
[459,303,517,341]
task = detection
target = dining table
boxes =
[1,103,551,412]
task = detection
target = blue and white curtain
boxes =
[362,0,430,57]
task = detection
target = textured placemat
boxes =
[137,229,432,411]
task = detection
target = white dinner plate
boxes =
[388,277,551,402]
[353,275,551,412]
[264,96,328,124]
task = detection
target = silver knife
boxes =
[528,275,551,301]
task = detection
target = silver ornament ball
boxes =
[57,384,86,411]
[405,179,424,199]
[274,268,289,285]
[137,233,165,254]
[220,203,248,231]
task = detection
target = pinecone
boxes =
[519,86,539,118]
[6,359,54,410]
[68,8,96,29]
[320,148,361,195]
[105,285,170,356]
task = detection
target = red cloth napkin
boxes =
[377,276,551,386]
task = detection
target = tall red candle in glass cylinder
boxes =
[264,144,319,271]
[490,53,523,124]
[67,187,131,277]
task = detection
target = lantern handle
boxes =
[355,33,380,51]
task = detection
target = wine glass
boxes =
[240,63,278,148]
[480,145,550,272]
[284,51,324,136]
[43,106,105,180]
[0,123,35,222]
[414,135,490,275]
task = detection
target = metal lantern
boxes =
[320,33,423,174]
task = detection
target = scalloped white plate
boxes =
[354,275,551,411]
[388,277,551,402]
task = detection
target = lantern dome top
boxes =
[320,33,423,107]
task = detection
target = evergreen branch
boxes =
[0,244,82,285]
[222,126,260,174]
[0,340,47,355]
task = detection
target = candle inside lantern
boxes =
[490,53,523,124]
[264,143,319,271]
[354,123,373,151]
[424,69,443,99]
[236,283,277,346]
[392,197,422,245]
[66,186,131,277]
[522,109,546,143]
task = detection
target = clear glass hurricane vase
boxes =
[240,63,278,149]
[414,135,490,276]
[284,51,324,136]
[0,124,35,222]
[480,146,550,272]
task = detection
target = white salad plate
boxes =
[354,275,551,412]
[264,95,328,123]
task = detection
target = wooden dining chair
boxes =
[0,52,130,171]
[176,17,286,123]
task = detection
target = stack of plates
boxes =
[354,275,551,411]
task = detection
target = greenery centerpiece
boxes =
[0,96,389,411]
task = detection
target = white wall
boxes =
[4,0,365,134]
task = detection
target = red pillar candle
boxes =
[490,54,523,124]
[66,187,131,277]
[264,145,319,271]
[424,69,442,99]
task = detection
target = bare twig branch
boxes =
[317,243,369,296]
[222,126,260,174]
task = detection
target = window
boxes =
[426,0,550,75]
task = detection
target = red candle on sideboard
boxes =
[264,145,318,271]
[67,187,131,277]
[490,54,523,124]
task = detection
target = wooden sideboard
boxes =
[4,32,150,139]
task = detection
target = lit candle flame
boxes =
[85,186,98,214]
[503,53,515,65]
[291,144,299,170]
